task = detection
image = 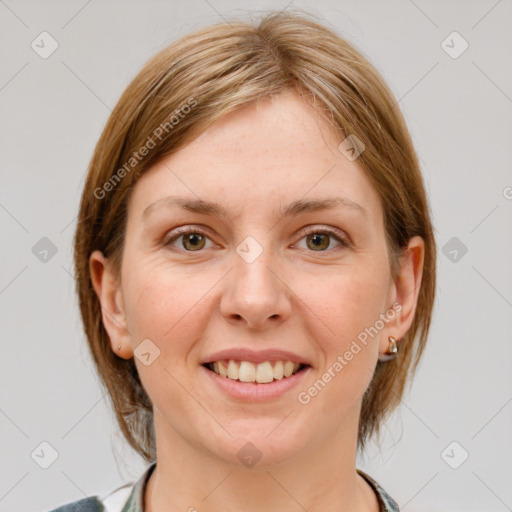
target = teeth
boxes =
[255,361,274,383]
[215,361,227,378]
[283,361,295,378]
[210,360,303,383]
[227,360,239,380]
[273,361,284,379]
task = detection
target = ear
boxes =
[380,235,425,356]
[89,250,133,359]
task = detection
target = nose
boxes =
[220,247,292,330]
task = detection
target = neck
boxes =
[144,406,379,512]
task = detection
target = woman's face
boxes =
[92,90,423,468]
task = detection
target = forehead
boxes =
[128,91,382,223]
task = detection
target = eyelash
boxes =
[162,225,350,253]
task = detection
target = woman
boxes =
[50,9,436,512]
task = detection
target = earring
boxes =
[117,344,121,351]
[378,336,399,362]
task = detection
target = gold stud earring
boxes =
[378,336,399,362]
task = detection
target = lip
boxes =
[202,348,312,366]
[201,363,312,402]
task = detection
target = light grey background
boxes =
[1,1,511,511]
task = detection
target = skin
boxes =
[90,90,424,512]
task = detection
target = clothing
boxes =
[48,462,399,512]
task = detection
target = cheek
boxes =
[294,276,381,434]
[305,268,388,343]
[122,258,216,350]
[303,272,387,410]
[122,261,215,405]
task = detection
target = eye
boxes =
[162,225,350,253]
[295,227,349,252]
[163,227,215,252]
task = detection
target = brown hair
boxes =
[74,9,437,462]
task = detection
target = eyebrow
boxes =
[142,195,367,220]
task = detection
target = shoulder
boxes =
[47,495,105,512]
[46,464,150,512]
[356,468,400,512]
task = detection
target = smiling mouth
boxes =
[202,360,309,384]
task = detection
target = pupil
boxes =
[184,233,204,250]
[309,233,328,250]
